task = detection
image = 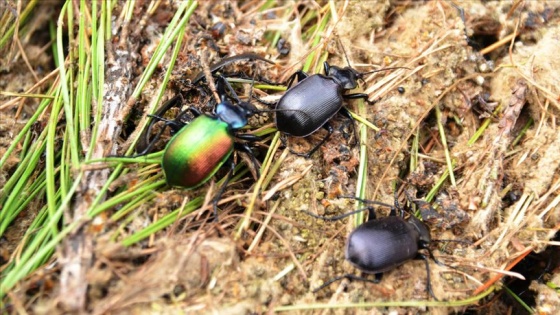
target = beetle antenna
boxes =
[336,36,398,80]
[432,239,472,245]
[313,273,380,293]
[250,107,315,117]
[337,195,394,209]
[337,37,353,68]
[302,195,397,221]
[360,66,410,76]
[303,206,374,221]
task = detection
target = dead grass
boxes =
[1,1,559,314]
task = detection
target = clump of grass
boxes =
[0,0,199,303]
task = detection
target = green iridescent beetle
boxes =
[163,114,234,189]
[161,94,260,191]
[138,54,275,218]
[143,84,261,219]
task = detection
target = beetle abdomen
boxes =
[345,216,420,273]
[162,116,234,188]
[275,75,343,137]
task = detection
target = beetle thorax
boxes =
[326,65,359,90]
[215,101,248,130]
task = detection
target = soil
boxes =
[1,1,559,314]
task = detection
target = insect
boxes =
[145,76,262,218]
[306,194,451,300]
[273,60,406,158]
[137,53,275,154]
[273,62,371,157]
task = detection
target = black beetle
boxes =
[274,62,371,157]
[306,195,448,300]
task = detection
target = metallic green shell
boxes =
[162,115,234,188]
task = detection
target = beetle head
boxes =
[324,62,360,90]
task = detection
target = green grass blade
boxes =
[121,197,203,246]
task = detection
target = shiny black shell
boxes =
[275,75,343,137]
[345,216,423,274]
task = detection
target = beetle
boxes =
[137,53,275,154]
[145,77,262,218]
[305,194,449,300]
[161,97,259,188]
[274,62,371,157]
[272,61,408,158]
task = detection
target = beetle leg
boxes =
[160,107,201,134]
[391,189,406,218]
[293,123,333,158]
[343,273,382,285]
[149,106,198,133]
[234,142,260,180]
[215,75,242,103]
[284,123,334,158]
[343,92,378,105]
[186,106,202,117]
[312,275,346,292]
[253,95,277,107]
[235,133,262,142]
[366,206,377,221]
[338,107,358,147]
[415,253,439,301]
[136,95,184,154]
[251,74,282,86]
[147,106,197,135]
[424,246,447,267]
[134,124,169,156]
[343,92,369,100]
[279,133,290,150]
[212,159,236,221]
[134,115,187,156]
[192,53,275,85]
[285,131,330,157]
[284,70,308,89]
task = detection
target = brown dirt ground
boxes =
[1,1,560,314]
